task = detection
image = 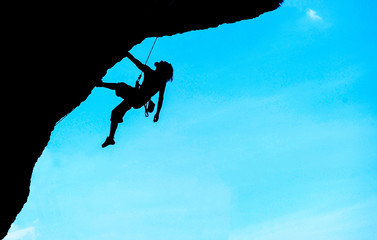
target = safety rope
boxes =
[136,37,158,117]
[136,37,159,85]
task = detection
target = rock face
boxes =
[2,1,282,238]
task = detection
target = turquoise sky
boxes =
[6,0,377,239]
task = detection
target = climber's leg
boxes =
[99,82,118,90]
[102,100,131,148]
[110,100,131,124]
[102,122,117,148]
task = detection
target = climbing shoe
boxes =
[102,137,115,148]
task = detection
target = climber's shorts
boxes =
[111,83,146,123]
[111,100,131,123]
[115,82,135,98]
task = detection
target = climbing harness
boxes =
[135,37,158,117]
[144,100,155,117]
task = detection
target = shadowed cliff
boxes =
[2,0,283,238]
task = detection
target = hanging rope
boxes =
[55,112,69,126]
[136,37,158,84]
[145,37,158,65]
[135,37,159,118]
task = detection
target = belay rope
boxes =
[136,37,158,117]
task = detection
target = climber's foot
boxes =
[102,137,115,148]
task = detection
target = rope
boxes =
[137,37,158,84]
[136,37,159,118]
[55,109,73,126]
[55,113,68,126]
[145,37,158,65]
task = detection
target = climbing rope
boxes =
[55,112,69,126]
[136,37,159,85]
[135,37,159,117]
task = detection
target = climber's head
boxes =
[155,61,173,83]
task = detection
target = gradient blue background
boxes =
[6,0,377,239]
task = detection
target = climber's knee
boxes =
[110,101,130,123]
[111,109,123,123]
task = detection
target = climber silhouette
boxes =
[96,51,173,148]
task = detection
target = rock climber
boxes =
[96,51,173,148]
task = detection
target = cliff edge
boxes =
[2,1,283,238]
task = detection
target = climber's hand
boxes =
[153,114,159,123]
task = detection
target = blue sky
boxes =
[6,0,377,239]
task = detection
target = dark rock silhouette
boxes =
[1,0,283,238]
[97,52,173,148]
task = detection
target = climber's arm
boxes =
[154,84,166,123]
[125,52,152,73]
